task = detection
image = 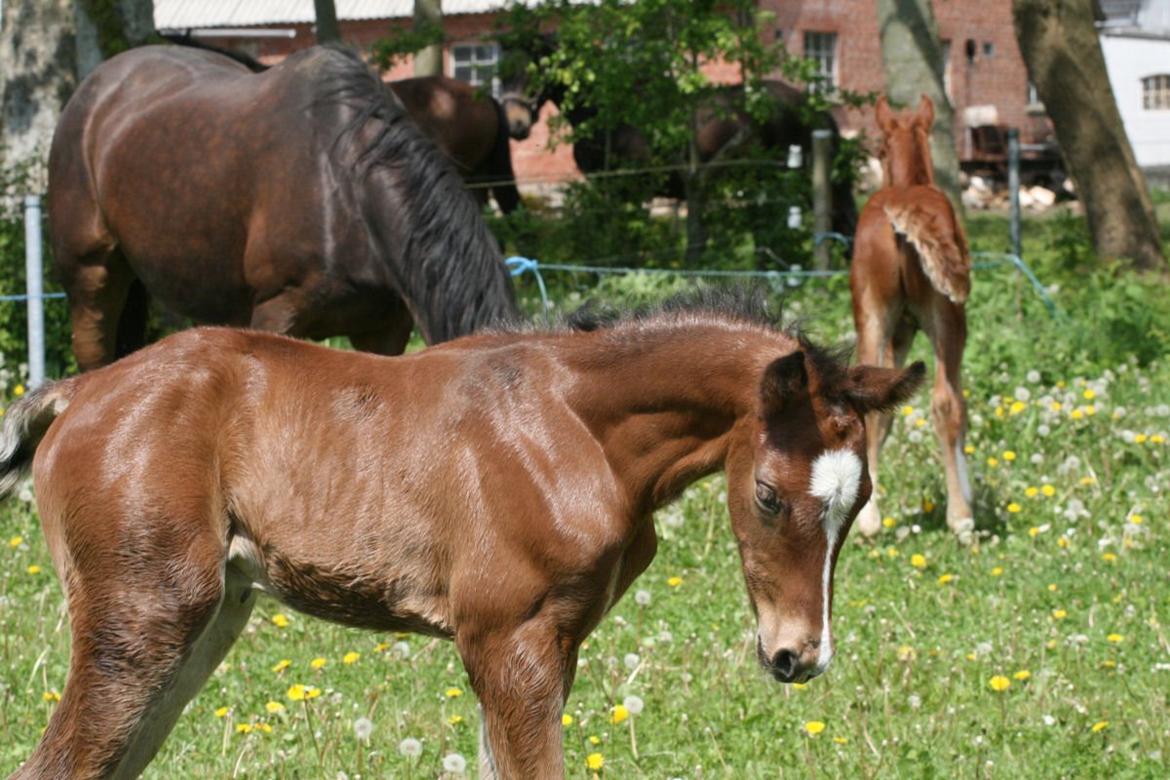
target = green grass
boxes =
[1,213,1168,778]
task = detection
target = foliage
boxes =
[368,18,445,71]
[1,214,1168,777]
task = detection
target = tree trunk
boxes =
[75,0,155,78]
[413,0,442,77]
[314,0,341,45]
[0,0,76,191]
[876,0,963,208]
[1014,0,1165,271]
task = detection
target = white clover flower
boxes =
[354,717,373,742]
[442,752,467,774]
[399,737,422,758]
[634,590,652,607]
[623,653,641,671]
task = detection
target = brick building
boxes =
[155,0,1053,184]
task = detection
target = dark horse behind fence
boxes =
[500,37,859,241]
[49,44,519,371]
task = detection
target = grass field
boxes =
[0,211,1167,778]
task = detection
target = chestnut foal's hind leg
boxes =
[13,546,253,779]
[925,300,974,539]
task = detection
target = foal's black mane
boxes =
[308,47,520,341]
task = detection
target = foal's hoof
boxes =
[856,500,882,537]
[949,515,975,545]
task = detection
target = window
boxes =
[1142,74,1170,110]
[451,43,500,96]
[803,31,837,91]
[1026,80,1041,107]
[982,41,995,57]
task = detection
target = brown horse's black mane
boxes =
[309,47,519,339]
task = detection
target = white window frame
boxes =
[1142,74,1170,110]
[450,41,501,98]
[803,31,837,92]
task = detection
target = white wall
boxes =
[1101,34,1170,168]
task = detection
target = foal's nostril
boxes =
[772,649,799,681]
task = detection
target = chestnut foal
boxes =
[851,95,975,539]
[0,296,921,779]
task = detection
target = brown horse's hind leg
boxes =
[14,537,251,778]
[65,249,136,371]
[459,621,576,779]
[115,279,150,359]
[349,307,415,356]
[924,300,974,540]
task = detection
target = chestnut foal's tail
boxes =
[883,200,971,305]
[0,381,74,497]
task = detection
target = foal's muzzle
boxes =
[757,637,821,684]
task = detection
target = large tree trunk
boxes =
[876,0,963,208]
[0,0,76,191]
[75,0,155,78]
[314,0,340,44]
[1014,0,1165,271]
[413,0,442,77]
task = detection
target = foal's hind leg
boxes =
[14,538,252,778]
[924,299,974,540]
[854,303,905,536]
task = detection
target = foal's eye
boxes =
[755,481,783,515]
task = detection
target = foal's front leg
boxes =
[458,617,577,779]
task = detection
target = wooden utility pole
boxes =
[314,0,341,44]
[413,0,442,76]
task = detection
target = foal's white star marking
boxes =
[808,449,863,671]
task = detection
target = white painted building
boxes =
[1099,0,1170,168]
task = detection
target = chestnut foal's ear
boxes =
[875,94,894,132]
[760,351,808,416]
[845,361,926,414]
[916,94,935,130]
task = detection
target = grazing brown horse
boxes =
[850,95,973,539]
[0,292,922,779]
[48,45,518,372]
[389,76,522,214]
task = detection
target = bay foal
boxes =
[851,96,974,538]
[0,296,921,778]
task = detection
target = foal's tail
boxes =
[884,199,971,305]
[0,382,74,498]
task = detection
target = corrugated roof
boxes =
[155,0,520,29]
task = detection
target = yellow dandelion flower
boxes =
[1013,670,1031,681]
[26,564,41,575]
[1047,583,1058,592]
[1041,484,1055,497]
[236,723,253,734]
[1107,633,1124,643]
[13,384,25,397]
[667,575,683,587]
[342,651,360,665]
[833,735,849,744]
[988,675,1011,692]
[1083,389,1096,400]
[1052,609,1067,620]
[1009,401,1027,415]
[914,418,927,428]
[448,714,464,726]
[1151,435,1165,444]
[1007,502,1021,513]
[214,706,230,718]
[271,659,291,673]
[586,753,604,770]
[995,405,1005,418]
[445,687,464,698]
[901,405,914,417]
[374,642,390,653]
[1003,450,1017,461]
[963,443,976,454]
[1057,536,1069,549]
[1101,659,1117,669]
[987,457,999,468]
[937,573,954,585]
[886,546,899,558]
[304,686,321,699]
[990,566,1004,577]
[897,645,917,662]
[792,682,808,690]
[1024,486,1039,498]
[562,714,574,727]
[1091,720,1109,733]
[882,516,896,529]
[966,652,978,662]
[588,735,601,745]
[1079,475,1096,486]
[1135,433,1149,444]
[1130,514,1143,525]
[287,684,307,701]
[1085,405,1096,416]
[255,722,273,734]
[1050,401,1062,412]
[1028,527,1040,538]
[922,499,935,512]
[1071,409,1084,420]
[1102,552,1118,563]
[911,553,927,569]
[265,701,284,714]
[42,690,61,702]
[804,721,826,736]
[271,614,290,628]
[610,704,629,725]
[309,657,327,670]
[8,535,22,548]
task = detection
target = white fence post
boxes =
[24,195,46,389]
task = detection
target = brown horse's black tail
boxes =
[485,99,522,215]
[0,381,76,498]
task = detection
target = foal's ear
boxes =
[760,351,808,416]
[915,94,935,130]
[875,95,894,132]
[845,361,926,414]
